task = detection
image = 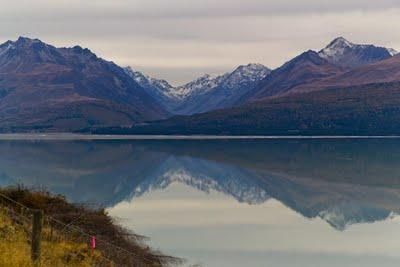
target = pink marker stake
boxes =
[90,236,96,256]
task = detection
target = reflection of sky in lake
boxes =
[1,138,400,266]
[110,183,400,267]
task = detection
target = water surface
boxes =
[1,138,400,266]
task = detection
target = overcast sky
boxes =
[1,0,400,85]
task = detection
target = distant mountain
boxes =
[125,63,271,115]
[91,37,400,136]
[124,37,397,115]
[124,67,181,112]
[279,53,400,96]
[241,37,398,101]
[175,63,271,115]
[0,37,168,132]
[108,81,400,136]
[2,36,400,134]
[318,37,397,69]
[241,51,341,101]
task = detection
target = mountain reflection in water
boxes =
[0,139,400,231]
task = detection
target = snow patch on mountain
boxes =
[175,63,271,99]
[173,73,228,99]
[318,37,397,69]
[221,63,271,89]
[124,67,177,99]
[125,63,271,102]
[0,42,13,57]
[319,37,354,59]
[388,48,398,56]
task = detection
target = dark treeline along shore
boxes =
[90,81,400,136]
[0,36,400,135]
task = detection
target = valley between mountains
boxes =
[0,36,399,135]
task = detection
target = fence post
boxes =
[31,209,44,266]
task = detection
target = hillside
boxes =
[174,63,271,115]
[278,54,400,97]
[0,37,168,132]
[126,63,270,115]
[1,36,400,134]
[239,38,399,102]
[318,37,396,69]
[96,81,400,135]
[241,50,342,101]
[0,187,179,267]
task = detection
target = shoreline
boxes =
[0,133,400,140]
[0,187,180,266]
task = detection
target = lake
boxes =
[0,137,400,267]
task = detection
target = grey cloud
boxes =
[2,0,400,20]
[1,0,400,84]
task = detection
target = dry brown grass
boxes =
[0,186,182,267]
[0,208,105,267]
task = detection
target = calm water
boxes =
[1,138,400,266]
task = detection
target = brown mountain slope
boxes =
[271,54,400,98]
[241,50,342,102]
[0,37,168,132]
[243,42,399,103]
[100,81,400,135]
[318,37,396,69]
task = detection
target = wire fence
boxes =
[0,191,169,267]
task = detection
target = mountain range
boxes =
[0,36,399,134]
[102,37,400,135]
[124,63,271,115]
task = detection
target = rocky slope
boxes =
[126,63,271,115]
[175,63,271,115]
[107,81,400,135]
[124,67,181,112]
[318,37,397,69]
[0,37,168,132]
[242,51,341,101]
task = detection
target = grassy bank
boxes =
[0,187,181,267]
[0,208,102,266]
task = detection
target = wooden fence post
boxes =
[31,209,44,266]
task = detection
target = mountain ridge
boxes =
[1,36,400,133]
[0,37,169,132]
[125,63,271,115]
[318,37,397,69]
[240,50,342,102]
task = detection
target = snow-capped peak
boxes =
[330,37,354,48]
[319,37,354,59]
[318,37,398,69]
[222,63,271,89]
[388,48,398,56]
[0,37,41,57]
[233,63,271,78]
[124,63,271,103]
[173,73,227,99]
[171,63,270,99]
[0,41,13,57]
[124,66,176,97]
